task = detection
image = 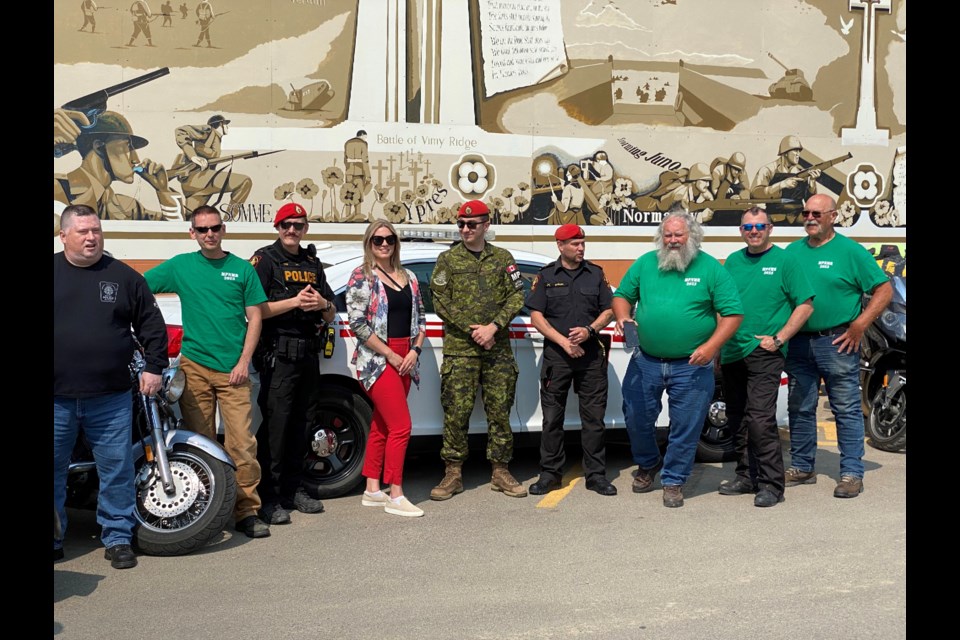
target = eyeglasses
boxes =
[279,221,306,231]
[193,224,223,234]
[371,234,397,247]
[740,223,769,231]
[800,209,835,219]
[457,220,485,230]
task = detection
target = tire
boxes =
[866,385,906,452]
[696,384,738,463]
[134,446,237,556]
[301,392,372,499]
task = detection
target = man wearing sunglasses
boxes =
[145,205,271,538]
[783,194,892,498]
[429,200,527,500]
[716,208,815,507]
[249,203,335,524]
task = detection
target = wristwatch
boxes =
[412,345,422,356]
[322,301,334,313]
[772,335,783,348]
[586,325,598,338]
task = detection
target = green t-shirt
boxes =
[786,233,889,332]
[720,246,816,364]
[614,251,743,359]
[145,251,267,373]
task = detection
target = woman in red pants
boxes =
[346,220,427,517]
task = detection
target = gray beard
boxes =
[657,243,698,272]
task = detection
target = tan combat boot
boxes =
[430,460,464,501]
[491,462,527,498]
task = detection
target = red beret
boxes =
[555,224,585,241]
[274,202,308,227]
[458,200,490,218]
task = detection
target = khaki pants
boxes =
[179,356,262,520]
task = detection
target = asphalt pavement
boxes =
[53,396,906,639]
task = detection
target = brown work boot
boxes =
[429,460,464,501]
[833,476,864,499]
[490,462,527,498]
[631,459,663,493]
[785,467,817,487]
[662,485,684,508]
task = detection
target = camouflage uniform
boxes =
[431,241,525,463]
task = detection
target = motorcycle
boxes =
[860,247,906,452]
[66,325,238,555]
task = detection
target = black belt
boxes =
[797,323,849,337]
[644,353,691,362]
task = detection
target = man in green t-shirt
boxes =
[145,205,271,538]
[612,209,743,508]
[784,194,892,499]
[717,207,815,508]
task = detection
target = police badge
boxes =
[100,281,118,303]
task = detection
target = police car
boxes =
[157,228,788,498]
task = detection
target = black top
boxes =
[525,259,612,366]
[386,283,412,338]
[252,240,335,339]
[54,252,168,397]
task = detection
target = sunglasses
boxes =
[279,221,306,231]
[371,234,397,247]
[193,224,223,234]
[800,209,835,219]
[457,220,485,230]
[740,223,769,231]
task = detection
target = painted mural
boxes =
[53,0,907,261]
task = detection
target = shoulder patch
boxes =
[249,255,261,268]
[530,274,540,293]
[433,269,448,287]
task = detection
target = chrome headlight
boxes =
[162,366,186,403]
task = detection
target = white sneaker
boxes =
[384,496,424,517]
[361,491,388,507]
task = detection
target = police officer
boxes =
[526,224,617,496]
[429,200,527,500]
[250,202,336,523]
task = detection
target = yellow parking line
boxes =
[818,420,837,446]
[535,464,583,508]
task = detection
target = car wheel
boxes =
[301,390,372,499]
[696,383,738,463]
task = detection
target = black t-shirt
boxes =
[54,252,168,397]
[386,283,412,338]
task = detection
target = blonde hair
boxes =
[361,219,405,283]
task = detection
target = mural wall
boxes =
[53,0,907,263]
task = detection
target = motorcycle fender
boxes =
[132,430,237,470]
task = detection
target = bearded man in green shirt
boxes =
[612,209,743,508]
[717,207,815,507]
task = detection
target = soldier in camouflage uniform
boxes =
[429,200,527,500]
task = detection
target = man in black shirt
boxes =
[53,204,168,568]
[250,203,336,523]
[525,224,617,496]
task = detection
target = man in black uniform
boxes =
[525,224,617,496]
[250,202,336,524]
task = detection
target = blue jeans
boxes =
[54,392,136,551]
[622,350,714,487]
[786,334,865,478]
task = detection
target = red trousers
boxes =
[362,338,413,486]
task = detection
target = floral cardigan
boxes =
[346,265,427,391]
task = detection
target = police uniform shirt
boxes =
[526,259,612,365]
[251,240,334,338]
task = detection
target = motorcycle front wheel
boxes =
[866,386,906,452]
[134,447,237,556]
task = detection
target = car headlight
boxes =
[163,367,186,403]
